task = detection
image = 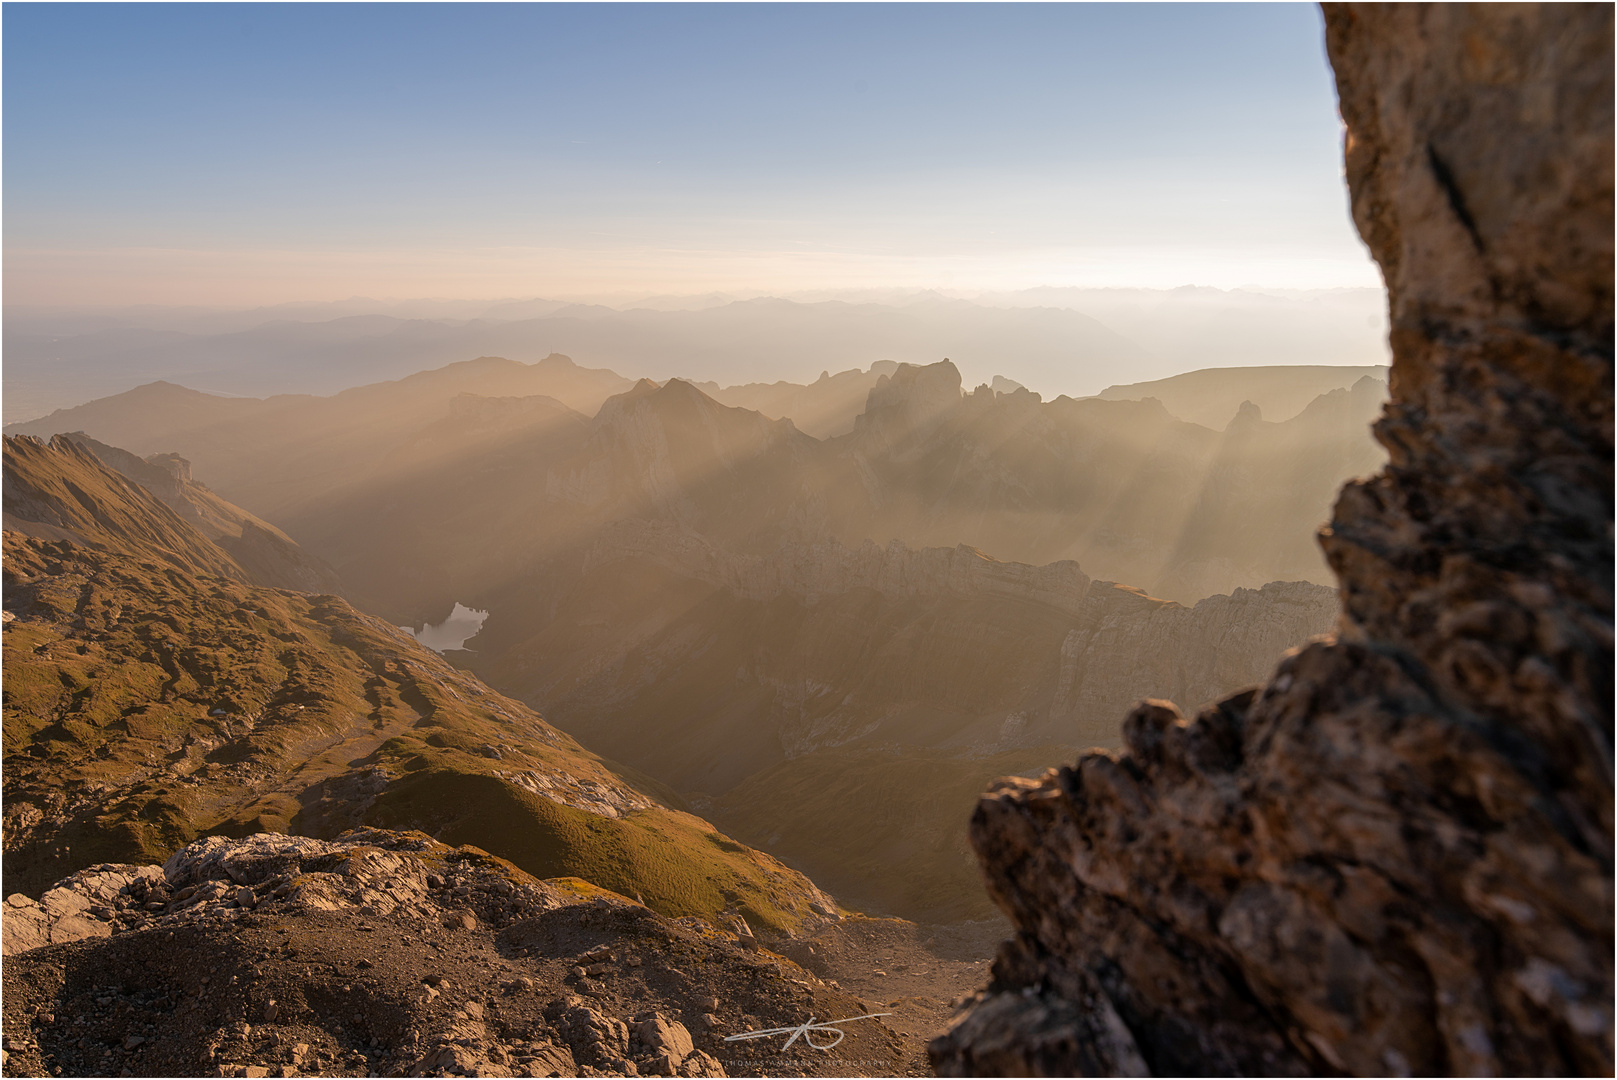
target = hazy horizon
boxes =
[2,284,1389,423]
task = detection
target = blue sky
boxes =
[4,3,1380,305]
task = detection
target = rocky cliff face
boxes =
[852,359,966,449]
[931,6,1612,1076]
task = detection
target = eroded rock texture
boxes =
[931,5,1613,1077]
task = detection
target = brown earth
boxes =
[779,917,1010,1076]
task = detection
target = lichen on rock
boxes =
[931,5,1613,1076]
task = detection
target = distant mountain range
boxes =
[1097,363,1389,430]
[3,287,1389,423]
[6,355,1376,920]
[7,355,1387,603]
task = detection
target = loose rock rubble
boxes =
[2,829,912,1077]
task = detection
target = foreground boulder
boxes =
[932,5,1612,1076]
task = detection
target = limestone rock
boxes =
[2,829,574,956]
[0,863,162,955]
[548,999,632,1068]
[632,1012,695,1067]
[932,6,1612,1077]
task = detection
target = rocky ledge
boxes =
[932,5,1612,1077]
[2,829,908,1078]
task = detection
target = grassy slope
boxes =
[1,535,829,933]
[1,437,833,933]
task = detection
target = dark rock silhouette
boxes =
[931,5,1613,1076]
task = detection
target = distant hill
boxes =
[2,295,1151,422]
[1097,364,1390,428]
[5,354,611,522]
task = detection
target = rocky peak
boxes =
[550,378,808,533]
[853,359,964,446]
[932,7,1612,1076]
[1224,399,1263,429]
[144,451,192,485]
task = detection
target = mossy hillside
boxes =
[365,769,824,934]
[2,534,833,932]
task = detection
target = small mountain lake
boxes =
[402,602,489,652]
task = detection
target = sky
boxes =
[3,2,1382,307]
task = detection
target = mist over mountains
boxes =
[3,287,1388,423]
[7,351,1379,922]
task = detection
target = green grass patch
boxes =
[365,768,816,933]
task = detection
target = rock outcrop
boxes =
[1,829,899,1078]
[932,5,1612,1077]
[852,359,966,448]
